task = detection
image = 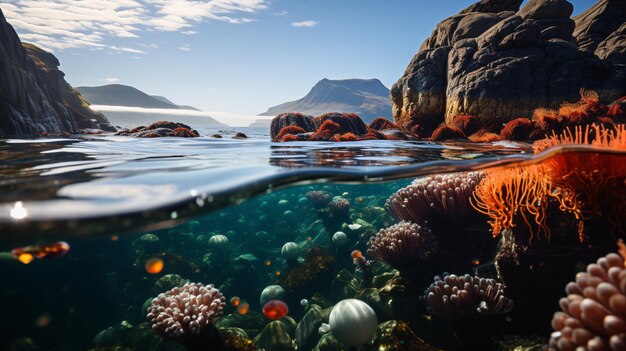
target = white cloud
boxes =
[179,45,192,51]
[272,10,287,16]
[105,77,119,82]
[291,20,318,28]
[109,45,146,54]
[1,0,267,52]
[182,30,197,35]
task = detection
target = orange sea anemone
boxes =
[534,124,626,237]
[471,165,552,241]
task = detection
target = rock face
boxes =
[0,9,114,135]
[391,0,626,129]
[260,79,392,123]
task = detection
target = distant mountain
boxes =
[76,84,225,128]
[248,118,272,128]
[76,84,198,110]
[151,95,200,111]
[259,78,392,123]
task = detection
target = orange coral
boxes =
[275,125,306,141]
[471,165,552,242]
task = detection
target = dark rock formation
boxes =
[269,113,315,141]
[0,9,114,135]
[391,0,626,129]
[312,113,368,135]
[115,121,199,138]
[573,0,626,52]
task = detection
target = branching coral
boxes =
[423,274,513,322]
[549,243,626,351]
[367,221,435,272]
[387,172,485,223]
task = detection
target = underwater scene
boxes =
[1,124,625,351]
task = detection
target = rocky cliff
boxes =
[0,9,113,135]
[391,0,626,130]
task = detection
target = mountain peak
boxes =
[260,78,391,123]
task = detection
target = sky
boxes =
[1,0,597,125]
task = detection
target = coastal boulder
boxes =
[392,0,626,129]
[270,113,315,141]
[390,0,523,130]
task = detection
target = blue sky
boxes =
[2,0,597,120]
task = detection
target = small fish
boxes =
[348,223,362,230]
[11,241,70,264]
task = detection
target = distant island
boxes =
[76,84,200,111]
[259,78,392,124]
[76,84,226,128]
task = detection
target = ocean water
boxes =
[1,128,624,351]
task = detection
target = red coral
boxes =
[311,120,341,141]
[607,96,626,121]
[360,129,387,140]
[172,127,198,137]
[450,115,481,135]
[430,124,466,141]
[500,118,535,141]
[468,130,502,143]
[281,134,299,142]
[275,126,306,141]
[339,132,358,141]
[368,117,398,131]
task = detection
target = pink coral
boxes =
[147,282,225,344]
[386,172,485,223]
[367,221,434,271]
[550,251,626,351]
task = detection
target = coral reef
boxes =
[386,172,485,223]
[281,247,336,294]
[305,190,330,210]
[550,246,626,351]
[424,274,513,322]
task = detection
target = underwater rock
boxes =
[328,269,359,302]
[329,299,378,348]
[120,322,183,351]
[312,333,346,351]
[152,274,189,295]
[151,274,189,295]
[2,338,41,351]
[281,242,301,263]
[260,285,286,305]
[281,247,336,295]
[295,304,326,351]
[215,312,266,339]
[219,328,258,351]
[364,320,441,351]
[252,320,295,351]
[93,322,128,347]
